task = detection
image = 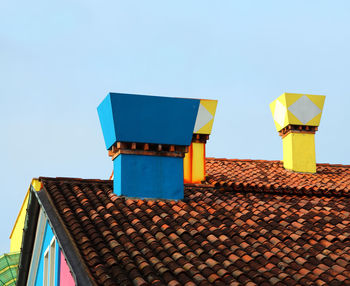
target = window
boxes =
[43,249,49,286]
[43,238,56,286]
[49,239,56,286]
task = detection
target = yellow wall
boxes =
[9,191,29,252]
[282,133,316,173]
[9,179,42,252]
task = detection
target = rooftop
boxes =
[23,158,350,286]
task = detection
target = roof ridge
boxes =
[206,157,350,167]
[316,162,350,168]
[206,157,282,163]
[39,177,112,183]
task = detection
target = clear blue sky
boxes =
[1,1,350,253]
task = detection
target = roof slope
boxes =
[36,158,350,286]
[206,158,350,196]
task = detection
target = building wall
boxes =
[59,252,75,286]
[27,212,76,286]
[34,222,60,286]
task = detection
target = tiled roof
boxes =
[206,158,350,196]
[38,158,350,285]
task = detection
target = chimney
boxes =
[270,93,325,173]
[184,99,218,183]
[97,93,199,200]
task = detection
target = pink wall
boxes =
[60,251,75,286]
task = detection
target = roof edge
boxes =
[16,189,40,286]
[36,179,96,286]
[39,176,112,183]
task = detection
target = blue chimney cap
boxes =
[98,93,200,150]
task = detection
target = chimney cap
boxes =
[98,93,200,149]
[270,93,326,132]
[193,99,218,135]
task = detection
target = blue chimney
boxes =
[97,93,199,200]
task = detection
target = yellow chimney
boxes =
[270,93,325,173]
[184,99,218,183]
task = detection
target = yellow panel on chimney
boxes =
[270,93,325,131]
[184,142,205,184]
[194,99,218,135]
[269,96,288,131]
[192,142,205,183]
[183,146,192,184]
[282,132,316,173]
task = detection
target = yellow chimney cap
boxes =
[269,93,326,132]
[193,99,218,135]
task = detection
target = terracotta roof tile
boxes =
[38,158,350,285]
[206,158,350,196]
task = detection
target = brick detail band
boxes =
[192,134,209,144]
[279,125,318,138]
[108,142,188,160]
